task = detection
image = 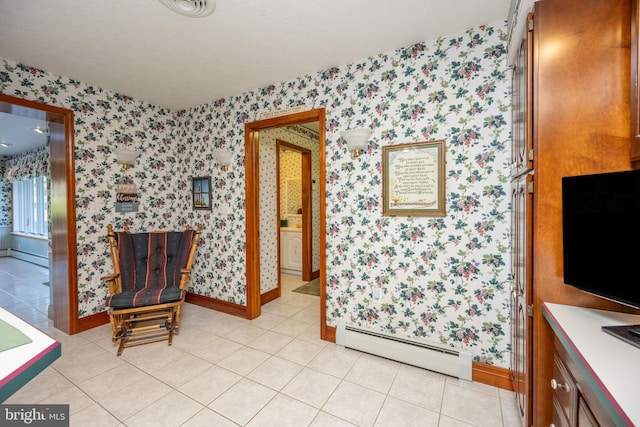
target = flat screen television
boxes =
[562,169,640,347]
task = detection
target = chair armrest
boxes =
[178,268,192,290]
[101,273,121,296]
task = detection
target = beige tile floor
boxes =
[1,257,521,426]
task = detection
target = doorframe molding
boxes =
[244,108,328,340]
[0,93,78,334]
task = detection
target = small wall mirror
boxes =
[286,178,302,214]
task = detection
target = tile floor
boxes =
[0,257,521,426]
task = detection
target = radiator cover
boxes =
[336,322,472,381]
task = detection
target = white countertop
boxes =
[542,303,640,426]
[0,308,61,401]
[280,227,302,232]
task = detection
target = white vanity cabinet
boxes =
[280,228,302,272]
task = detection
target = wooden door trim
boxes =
[301,148,312,281]
[0,93,78,334]
[245,108,328,340]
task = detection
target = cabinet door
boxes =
[551,354,577,425]
[280,232,289,268]
[510,13,534,427]
[511,14,534,178]
[577,398,600,427]
[281,231,302,271]
[287,233,303,270]
[511,172,533,427]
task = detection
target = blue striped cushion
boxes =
[107,287,185,309]
[106,229,195,309]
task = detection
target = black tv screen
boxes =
[562,169,640,309]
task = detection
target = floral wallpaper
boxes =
[0,60,184,316]
[2,146,49,180]
[258,131,280,290]
[0,20,511,367]
[0,159,10,228]
[280,152,302,216]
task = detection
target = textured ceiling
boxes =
[0,0,511,111]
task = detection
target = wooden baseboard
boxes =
[323,325,512,391]
[76,294,247,334]
[185,292,247,318]
[325,324,336,342]
[472,362,513,391]
[260,288,280,305]
[77,310,109,332]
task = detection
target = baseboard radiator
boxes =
[6,249,49,268]
[0,226,10,250]
[336,323,472,381]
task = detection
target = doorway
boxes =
[277,140,314,282]
[0,93,78,334]
[245,108,328,340]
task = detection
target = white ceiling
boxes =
[0,0,511,111]
[0,112,48,156]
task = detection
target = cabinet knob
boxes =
[550,379,570,392]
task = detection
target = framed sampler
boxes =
[382,140,445,217]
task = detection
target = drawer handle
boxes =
[550,379,570,392]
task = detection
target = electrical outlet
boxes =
[373,287,380,300]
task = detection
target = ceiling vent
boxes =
[158,0,216,17]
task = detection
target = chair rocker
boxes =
[102,223,202,355]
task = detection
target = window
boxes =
[13,176,48,237]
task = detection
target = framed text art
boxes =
[382,140,446,217]
[192,177,212,210]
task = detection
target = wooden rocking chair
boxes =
[101,224,202,355]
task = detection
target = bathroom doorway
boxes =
[277,140,314,281]
[244,108,328,340]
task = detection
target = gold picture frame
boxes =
[382,140,446,217]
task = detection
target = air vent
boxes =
[158,0,216,18]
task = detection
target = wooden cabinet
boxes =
[509,10,534,427]
[577,399,599,427]
[506,0,634,424]
[632,0,640,164]
[550,337,619,427]
[510,172,533,427]
[543,303,639,426]
[550,347,611,427]
[550,353,577,426]
[510,12,533,179]
[280,229,302,271]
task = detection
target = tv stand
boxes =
[542,303,640,425]
[602,324,640,348]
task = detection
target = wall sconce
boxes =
[112,147,140,169]
[340,128,372,158]
[214,148,233,171]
